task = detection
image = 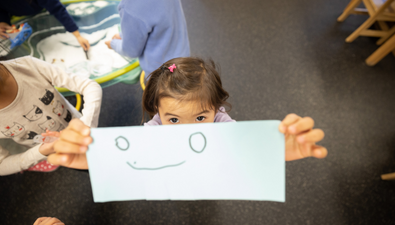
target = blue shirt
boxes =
[111,0,190,78]
[0,0,78,32]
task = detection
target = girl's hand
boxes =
[0,22,12,39]
[33,217,64,225]
[47,119,92,169]
[279,114,327,161]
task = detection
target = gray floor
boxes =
[1,0,395,224]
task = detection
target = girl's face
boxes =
[158,97,216,125]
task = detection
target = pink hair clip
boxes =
[168,64,177,73]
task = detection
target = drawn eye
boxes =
[189,132,206,153]
[115,136,129,151]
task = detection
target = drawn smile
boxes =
[126,161,186,170]
[118,132,206,171]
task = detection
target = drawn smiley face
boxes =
[115,132,207,170]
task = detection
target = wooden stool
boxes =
[338,0,395,45]
[366,32,395,65]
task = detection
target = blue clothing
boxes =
[0,0,78,32]
[111,0,190,77]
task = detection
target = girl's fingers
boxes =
[299,144,328,159]
[67,119,90,136]
[43,217,62,225]
[279,114,301,133]
[312,145,328,159]
[48,153,74,167]
[84,40,90,50]
[287,117,314,134]
[297,129,324,144]
[38,217,52,225]
[60,129,92,146]
[300,142,313,158]
[33,217,47,225]
[54,140,88,154]
[48,153,88,169]
[42,131,60,137]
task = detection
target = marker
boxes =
[84,49,89,60]
[33,135,58,144]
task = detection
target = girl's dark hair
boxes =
[142,57,231,120]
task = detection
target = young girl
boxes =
[0,56,102,175]
[47,57,327,169]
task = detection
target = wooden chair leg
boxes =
[338,0,363,22]
[381,172,395,180]
[377,25,395,45]
[377,21,389,31]
[346,18,380,42]
[366,33,395,66]
[346,0,394,43]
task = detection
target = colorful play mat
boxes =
[0,0,141,97]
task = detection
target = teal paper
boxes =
[87,121,285,202]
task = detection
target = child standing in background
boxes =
[47,57,327,169]
[0,56,102,176]
[105,0,190,78]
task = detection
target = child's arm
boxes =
[28,57,102,128]
[0,131,60,176]
[108,9,150,58]
[279,114,327,161]
[38,0,80,38]
[0,142,56,176]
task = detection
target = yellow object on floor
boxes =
[75,94,82,111]
[140,71,146,90]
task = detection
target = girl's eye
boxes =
[169,118,179,124]
[196,116,205,122]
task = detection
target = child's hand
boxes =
[39,142,56,156]
[0,22,11,39]
[72,30,90,50]
[33,217,64,225]
[38,129,60,156]
[112,33,121,40]
[105,40,112,49]
[279,114,327,161]
[47,119,92,169]
[76,36,90,51]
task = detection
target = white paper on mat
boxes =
[36,24,129,77]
